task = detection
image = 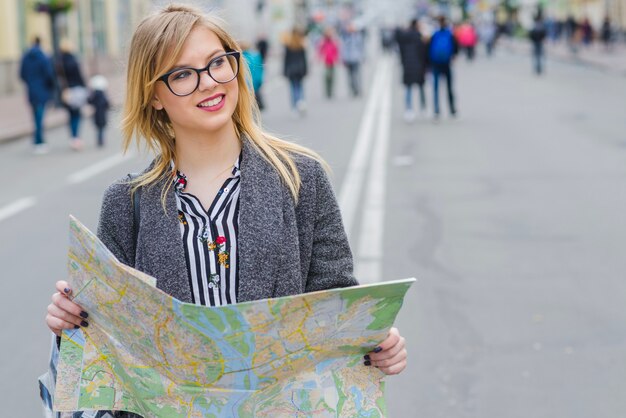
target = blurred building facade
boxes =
[0,0,152,96]
[0,0,308,98]
[458,0,625,30]
[502,0,626,28]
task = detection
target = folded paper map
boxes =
[54,215,415,417]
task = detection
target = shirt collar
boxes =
[170,154,241,193]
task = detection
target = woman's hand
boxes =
[46,280,89,337]
[364,327,407,375]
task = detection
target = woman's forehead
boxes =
[177,26,223,60]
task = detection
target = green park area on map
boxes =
[54,216,415,417]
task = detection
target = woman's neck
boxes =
[174,126,241,177]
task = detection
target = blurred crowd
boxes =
[19,37,110,155]
[18,5,624,155]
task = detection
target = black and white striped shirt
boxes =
[172,158,240,306]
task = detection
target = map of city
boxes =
[54,216,415,417]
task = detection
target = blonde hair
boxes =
[285,28,306,50]
[121,4,326,205]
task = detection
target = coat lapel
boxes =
[237,139,283,302]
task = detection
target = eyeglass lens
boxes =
[167,53,238,96]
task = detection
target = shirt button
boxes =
[223,187,229,193]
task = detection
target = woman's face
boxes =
[152,26,239,140]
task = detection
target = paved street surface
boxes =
[1,45,625,417]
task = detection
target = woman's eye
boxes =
[172,70,192,81]
[210,57,225,68]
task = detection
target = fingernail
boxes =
[364,360,371,366]
[74,325,80,329]
[64,287,71,294]
[364,354,370,361]
[80,320,89,327]
[373,346,382,353]
[80,311,89,319]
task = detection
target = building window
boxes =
[90,0,107,54]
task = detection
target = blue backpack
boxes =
[429,30,454,64]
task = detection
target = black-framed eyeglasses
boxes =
[157,51,240,97]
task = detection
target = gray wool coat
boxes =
[97,138,358,304]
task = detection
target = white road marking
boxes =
[354,58,393,284]
[67,152,134,184]
[0,197,37,223]
[392,155,414,167]
[338,57,390,240]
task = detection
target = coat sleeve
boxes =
[302,160,358,292]
[96,179,135,267]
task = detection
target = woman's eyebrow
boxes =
[172,49,226,69]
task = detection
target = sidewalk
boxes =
[499,37,626,76]
[0,72,125,145]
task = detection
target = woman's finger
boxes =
[45,312,80,336]
[367,327,400,356]
[55,280,73,297]
[47,303,85,328]
[368,335,405,362]
[369,347,407,369]
[51,292,87,319]
[378,357,407,375]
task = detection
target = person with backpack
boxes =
[428,15,458,119]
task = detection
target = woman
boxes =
[317,26,340,99]
[395,19,428,122]
[282,27,308,116]
[56,39,87,150]
[45,4,407,416]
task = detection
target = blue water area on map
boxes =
[64,328,86,346]
[302,380,318,389]
[172,300,259,391]
[350,386,365,413]
[315,358,336,374]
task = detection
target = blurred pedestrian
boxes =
[19,36,56,154]
[317,27,340,99]
[455,20,478,61]
[478,18,497,57]
[428,15,458,119]
[395,19,428,122]
[256,33,269,62]
[241,41,265,111]
[283,28,308,116]
[380,26,395,53]
[56,39,87,151]
[340,22,365,98]
[529,15,547,75]
[565,15,579,53]
[601,16,613,51]
[581,18,593,46]
[87,75,110,148]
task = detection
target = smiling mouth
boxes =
[198,95,224,108]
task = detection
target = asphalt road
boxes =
[1,45,625,417]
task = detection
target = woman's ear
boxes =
[152,96,164,110]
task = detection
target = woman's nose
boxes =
[198,70,217,91]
